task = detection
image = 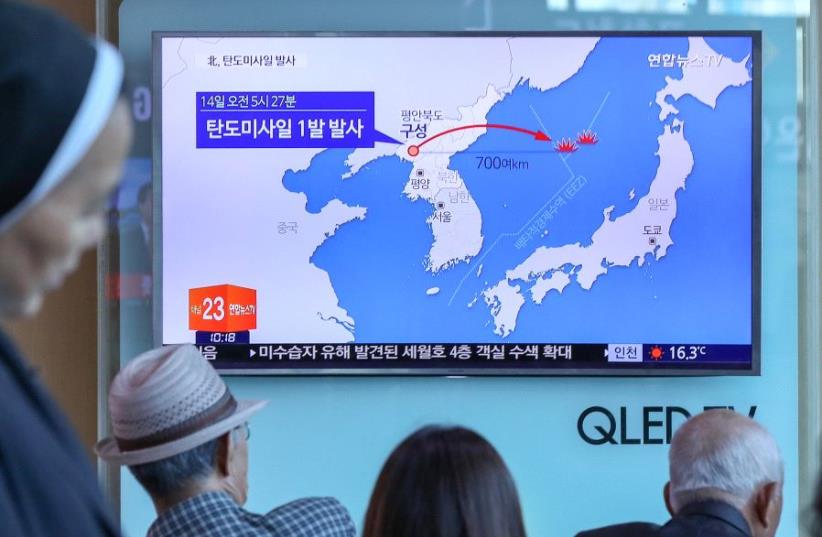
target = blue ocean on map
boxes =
[283,36,753,344]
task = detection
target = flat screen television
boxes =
[153,31,760,375]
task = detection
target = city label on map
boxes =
[196,91,401,149]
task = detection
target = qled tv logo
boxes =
[577,405,758,446]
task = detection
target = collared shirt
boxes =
[575,499,752,537]
[148,491,356,537]
[659,499,752,536]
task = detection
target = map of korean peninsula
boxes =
[295,36,751,342]
[162,34,755,346]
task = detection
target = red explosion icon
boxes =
[576,130,598,145]
[554,138,578,154]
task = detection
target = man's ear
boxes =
[664,482,675,517]
[215,432,232,477]
[753,482,780,528]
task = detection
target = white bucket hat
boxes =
[95,345,267,466]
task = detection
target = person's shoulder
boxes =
[264,497,356,537]
[576,521,661,537]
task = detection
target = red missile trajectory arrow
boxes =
[406,123,551,157]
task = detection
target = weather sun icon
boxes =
[649,345,665,361]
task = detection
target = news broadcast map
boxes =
[160,35,754,364]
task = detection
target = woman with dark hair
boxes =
[363,425,528,537]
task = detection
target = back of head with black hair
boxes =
[363,425,527,537]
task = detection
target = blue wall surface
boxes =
[116,2,803,535]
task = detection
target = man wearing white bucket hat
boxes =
[97,345,355,537]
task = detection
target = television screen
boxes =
[154,32,760,374]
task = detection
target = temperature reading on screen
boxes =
[669,346,707,361]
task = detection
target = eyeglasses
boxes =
[233,422,250,442]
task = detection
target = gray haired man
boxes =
[576,409,784,537]
[96,345,355,537]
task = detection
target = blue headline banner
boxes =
[195,91,400,148]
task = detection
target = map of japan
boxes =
[161,35,754,348]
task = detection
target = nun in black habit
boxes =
[0,1,132,535]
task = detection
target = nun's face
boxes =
[0,100,133,317]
